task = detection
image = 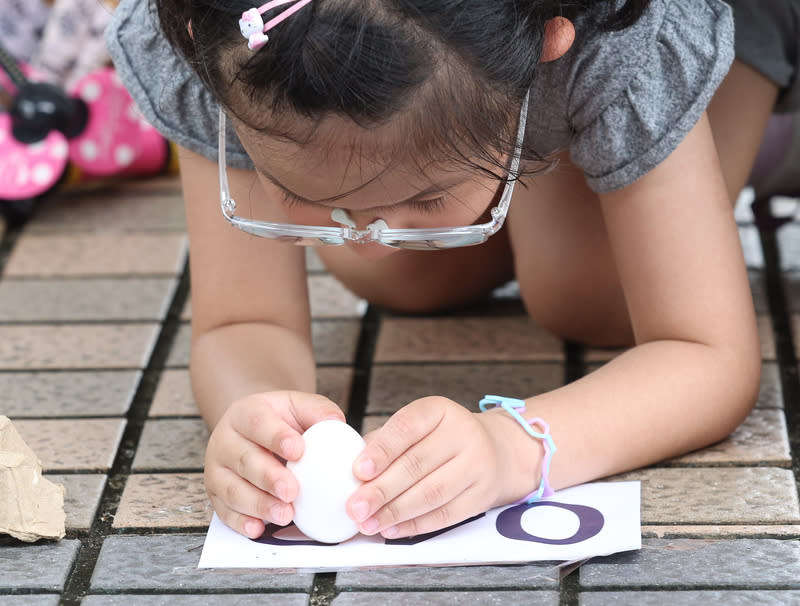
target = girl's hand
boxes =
[204,391,345,539]
[346,397,542,539]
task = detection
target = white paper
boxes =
[198,481,641,571]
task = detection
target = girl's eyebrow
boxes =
[256,166,470,209]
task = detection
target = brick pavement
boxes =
[0,178,798,605]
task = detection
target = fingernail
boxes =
[382,526,399,539]
[244,519,262,538]
[274,479,288,502]
[360,517,379,534]
[351,500,369,522]
[280,437,296,457]
[271,503,289,525]
[356,457,375,478]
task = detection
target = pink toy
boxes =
[0,62,67,201]
[67,68,168,178]
[0,114,69,200]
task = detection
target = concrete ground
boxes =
[0,177,798,605]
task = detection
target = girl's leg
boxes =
[707,59,780,203]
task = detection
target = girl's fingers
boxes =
[378,486,482,540]
[355,457,469,536]
[206,467,294,537]
[223,440,298,502]
[353,398,444,482]
[230,392,345,461]
[348,423,453,526]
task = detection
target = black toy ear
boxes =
[10,81,88,144]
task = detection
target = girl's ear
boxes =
[187,19,194,40]
[540,17,575,62]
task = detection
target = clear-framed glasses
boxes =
[218,90,529,250]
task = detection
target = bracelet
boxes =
[479,394,556,504]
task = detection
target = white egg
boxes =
[286,420,366,543]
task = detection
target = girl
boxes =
[107,0,794,541]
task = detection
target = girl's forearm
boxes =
[189,322,317,429]
[523,339,761,490]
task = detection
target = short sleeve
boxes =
[566,0,734,193]
[105,0,254,170]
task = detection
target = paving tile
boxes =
[28,178,186,232]
[180,297,191,321]
[165,320,360,367]
[148,367,352,417]
[164,324,190,367]
[14,419,126,472]
[641,525,800,539]
[667,408,790,466]
[739,225,764,269]
[783,271,800,313]
[0,538,80,591]
[756,362,783,408]
[367,363,565,414]
[0,324,159,370]
[336,564,559,589]
[777,223,800,270]
[332,592,558,606]
[0,278,177,322]
[113,473,211,529]
[90,535,314,591]
[317,366,354,412]
[83,596,309,606]
[579,538,800,588]
[0,370,140,417]
[46,474,107,531]
[608,468,800,525]
[0,597,60,606]
[132,419,209,471]
[3,233,187,277]
[374,317,564,363]
[579,590,800,606]
[312,320,361,365]
[749,270,769,314]
[308,275,366,318]
[149,369,198,417]
[586,316,776,363]
[305,248,326,273]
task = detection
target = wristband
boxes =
[479,394,556,503]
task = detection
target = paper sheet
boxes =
[198,481,641,571]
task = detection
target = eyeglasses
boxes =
[218,90,529,250]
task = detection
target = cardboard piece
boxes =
[0,416,65,542]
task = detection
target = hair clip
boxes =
[239,0,313,50]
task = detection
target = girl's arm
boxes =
[540,112,760,487]
[346,113,761,538]
[178,147,346,537]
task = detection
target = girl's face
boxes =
[231,114,506,258]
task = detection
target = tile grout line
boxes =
[59,255,192,606]
[759,229,800,502]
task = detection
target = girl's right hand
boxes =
[204,391,346,539]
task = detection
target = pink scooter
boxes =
[0,45,170,224]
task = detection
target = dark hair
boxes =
[155,0,652,177]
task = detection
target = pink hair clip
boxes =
[239,0,313,50]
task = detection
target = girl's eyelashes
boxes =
[279,190,448,215]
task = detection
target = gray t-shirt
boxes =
[106,0,734,194]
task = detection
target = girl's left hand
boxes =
[345,396,540,539]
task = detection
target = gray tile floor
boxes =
[0,179,798,605]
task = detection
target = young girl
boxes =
[107,0,794,541]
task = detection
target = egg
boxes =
[286,420,366,543]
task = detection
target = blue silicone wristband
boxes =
[479,394,556,503]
